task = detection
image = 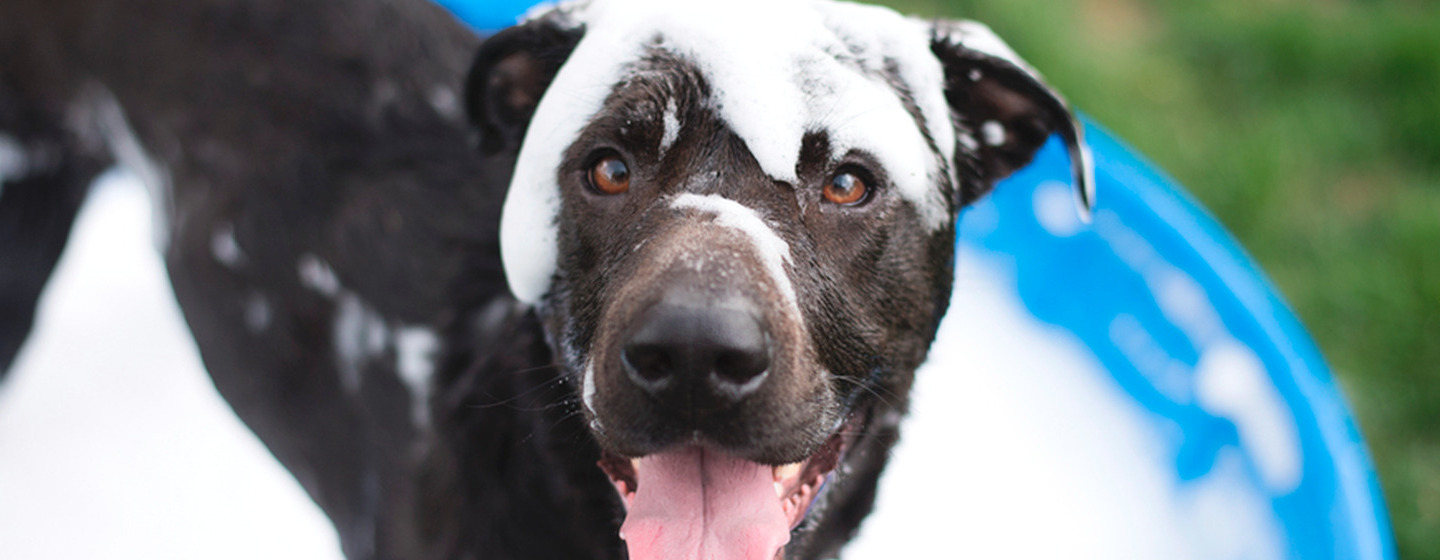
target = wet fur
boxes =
[464,11,1078,557]
[1,1,1075,558]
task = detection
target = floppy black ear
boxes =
[465,19,584,154]
[931,20,1094,217]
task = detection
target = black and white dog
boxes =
[0,0,1090,558]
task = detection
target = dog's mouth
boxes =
[596,428,849,560]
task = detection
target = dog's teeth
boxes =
[775,481,786,498]
[630,458,640,471]
[773,462,803,482]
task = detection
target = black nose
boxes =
[622,302,771,410]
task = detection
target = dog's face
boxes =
[465,1,1091,557]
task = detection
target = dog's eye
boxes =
[588,156,631,195]
[823,171,869,206]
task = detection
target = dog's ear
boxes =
[465,20,584,154]
[930,20,1094,216]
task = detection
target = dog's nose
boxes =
[622,302,771,409]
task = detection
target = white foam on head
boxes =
[670,193,796,307]
[659,98,681,155]
[502,0,965,303]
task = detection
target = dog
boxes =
[0,0,1091,558]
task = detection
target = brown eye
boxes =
[823,171,869,205]
[588,156,630,195]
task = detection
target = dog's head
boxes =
[465,1,1091,557]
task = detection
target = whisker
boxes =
[463,365,570,410]
[831,373,901,409]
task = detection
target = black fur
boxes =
[464,15,1085,559]
[2,1,515,557]
[1,2,1083,559]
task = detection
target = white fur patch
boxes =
[501,0,967,303]
[671,193,797,307]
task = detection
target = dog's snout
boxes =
[622,302,771,408]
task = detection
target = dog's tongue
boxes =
[621,447,790,560]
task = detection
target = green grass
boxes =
[883,0,1440,556]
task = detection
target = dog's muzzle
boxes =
[585,220,846,560]
[622,287,772,414]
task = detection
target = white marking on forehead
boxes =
[0,135,27,181]
[981,120,1006,147]
[670,193,797,306]
[502,0,960,303]
[659,98,681,155]
[210,223,245,269]
[298,253,341,299]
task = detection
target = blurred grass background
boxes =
[881,0,1439,556]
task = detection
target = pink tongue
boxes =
[621,447,790,560]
